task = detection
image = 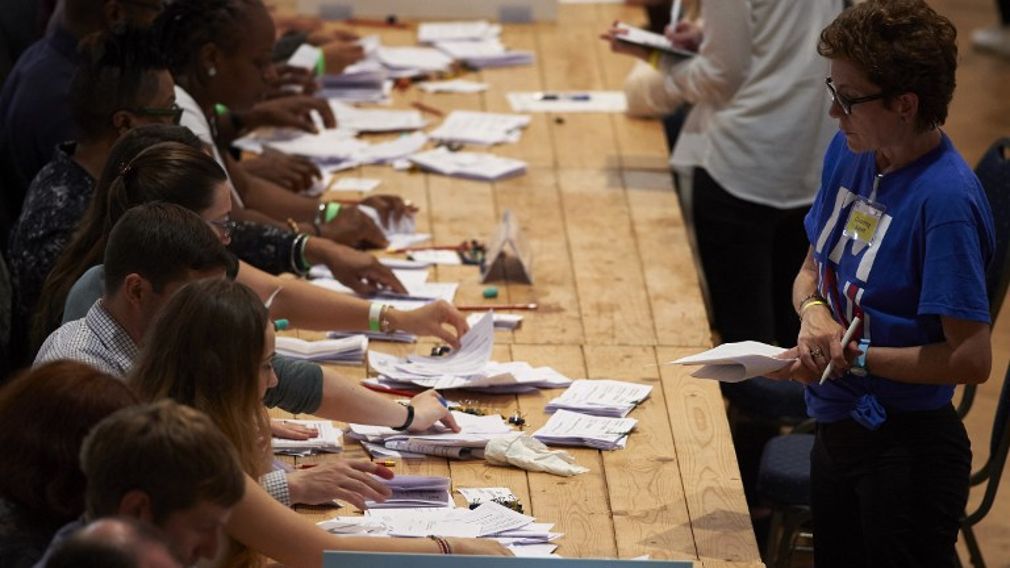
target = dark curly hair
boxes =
[153,0,262,77]
[818,0,957,131]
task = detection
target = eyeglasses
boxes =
[132,103,183,125]
[208,217,237,238]
[825,78,887,116]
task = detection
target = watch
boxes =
[851,338,870,377]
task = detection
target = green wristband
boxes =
[315,52,325,76]
[214,103,229,116]
[324,202,342,223]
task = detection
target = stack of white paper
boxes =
[287,43,322,71]
[428,111,531,145]
[349,411,516,459]
[419,79,488,94]
[410,148,526,181]
[417,21,500,43]
[366,475,452,509]
[545,379,652,417]
[613,22,696,59]
[457,487,518,507]
[274,335,368,363]
[354,132,429,165]
[466,312,523,330]
[377,47,454,75]
[532,409,637,450]
[319,59,392,103]
[406,249,461,266]
[263,128,367,164]
[271,420,343,455]
[328,330,417,343]
[329,101,426,133]
[671,341,793,382]
[435,39,534,69]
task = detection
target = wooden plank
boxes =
[559,169,656,345]
[623,170,711,347]
[510,343,617,558]
[585,346,698,562]
[657,347,760,564]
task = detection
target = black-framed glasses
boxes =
[208,217,237,238]
[133,103,183,125]
[825,78,887,116]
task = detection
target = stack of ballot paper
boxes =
[377,46,454,75]
[533,409,637,450]
[671,341,793,382]
[271,420,343,455]
[349,411,516,459]
[434,39,534,69]
[545,379,652,417]
[262,128,366,164]
[417,21,501,43]
[419,79,488,94]
[409,148,526,181]
[365,313,572,393]
[366,475,452,509]
[466,312,523,330]
[457,487,519,507]
[428,111,531,145]
[328,101,426,133]
[274,335,368,363]
[319,59,391,103]
[319,501,561,555]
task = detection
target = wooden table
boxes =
[270,3,761,566]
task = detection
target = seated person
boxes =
[154,0,413,245]
[0,361,139,568]
[35,400,246,567]
[130,278,510,564]
[45,517,181,568]
[42,203,460,507]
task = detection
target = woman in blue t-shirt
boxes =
[769,1,996,566]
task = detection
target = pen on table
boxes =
[410,101,444,117]
[819,315,862,385]
[345,17,408,29]
[455,303,539,311]
[387,244,462,253]
[536,92,591,101]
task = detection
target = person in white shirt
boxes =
[604,0,844,348]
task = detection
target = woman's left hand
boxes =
[387,300,470,350]
[359,195,418,228]
[270,419,318,440]
[242,148,321,193]
[599,23,652,60]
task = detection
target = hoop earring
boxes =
[208,67,217,77]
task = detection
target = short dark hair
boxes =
[818,0,957,131]
[103,202,235,294]
[154,0,262,76]
[46,517,181,568]
[0,361,139,531]
[81,400,246,523]
[70,27,167,141]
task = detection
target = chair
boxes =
[756,137,1010,568]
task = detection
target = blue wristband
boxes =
[852,338,871,376]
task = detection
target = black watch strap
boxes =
[394,404,415,431]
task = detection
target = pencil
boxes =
[455,303,539,311]
[411,101,444,117]
[819,316,862,385]
[387,244,462,253]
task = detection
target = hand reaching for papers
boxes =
[242,148,322,193]
[408,390,461,433]
[242,95,337,134]
[446,537,514,556]
[387,301,470,350]
[359,195,418,228]
[317,205,389,249]
[286,459,394,509]
[270,419,319,440]
[305,239,408,294]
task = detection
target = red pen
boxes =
[387,244,463,253]
[411,101,444,117]
[361,381,423,398]
[297,464,318,470]
[455,303,539,311]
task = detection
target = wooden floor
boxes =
[895,1,1010,566]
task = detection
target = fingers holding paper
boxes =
[270,419,318,440]
[286,459,394,509]
[390,300,470,350]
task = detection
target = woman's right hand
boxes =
[797,306,847,377]
[445,538,514,556]
[665,21,703,52]
[318,205,389,249]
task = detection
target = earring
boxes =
[208,67,217,77]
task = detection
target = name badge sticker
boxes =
[842,196,886,246]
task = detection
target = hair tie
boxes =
[119,163,133,177]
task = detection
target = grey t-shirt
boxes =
[62,265,323,414]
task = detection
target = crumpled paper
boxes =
[484,433,589,477]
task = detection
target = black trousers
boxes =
[1000,0,1010,25]
[691,167,809,346]
[812,405,971,568]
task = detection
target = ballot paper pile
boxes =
[274,335,368,363]
[349,410,516,460]
[318,500,560,557]
[532,409,637,450]
[365,313,572,393]
[418,21,535,69]
[271,420,343,456]
[309,264,458,312]
[365,475,452,509]
[544,379,652,417]
[409,148,527,181]
[428,111,531,146]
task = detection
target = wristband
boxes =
[851,338,870,377]
[394,404,415,431]
[296,235,312,273]
[800,298,828,317]
[379,305,395,334]
[316,52,326,76]
[647,49,662,69]
[428,535,451,554]
[368,302,385,332]
[324,202,341,223]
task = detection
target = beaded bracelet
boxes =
[428,535,451,554]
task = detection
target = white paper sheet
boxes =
[671,341,793,382]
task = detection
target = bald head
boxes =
[46,517,181,568]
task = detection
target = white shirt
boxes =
[175,85,245,208]
[661,0,843,209]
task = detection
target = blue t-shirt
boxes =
[803,131,995,422]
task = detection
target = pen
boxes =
[455,303,539,311]
[819,315,862,385]
[345,17,409,29]
[387,244,463,253]
[670,0,683,26]
[536,92,591,101]
[410,101,444,117]
[361,381,424,398]
[297,464,317,470]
